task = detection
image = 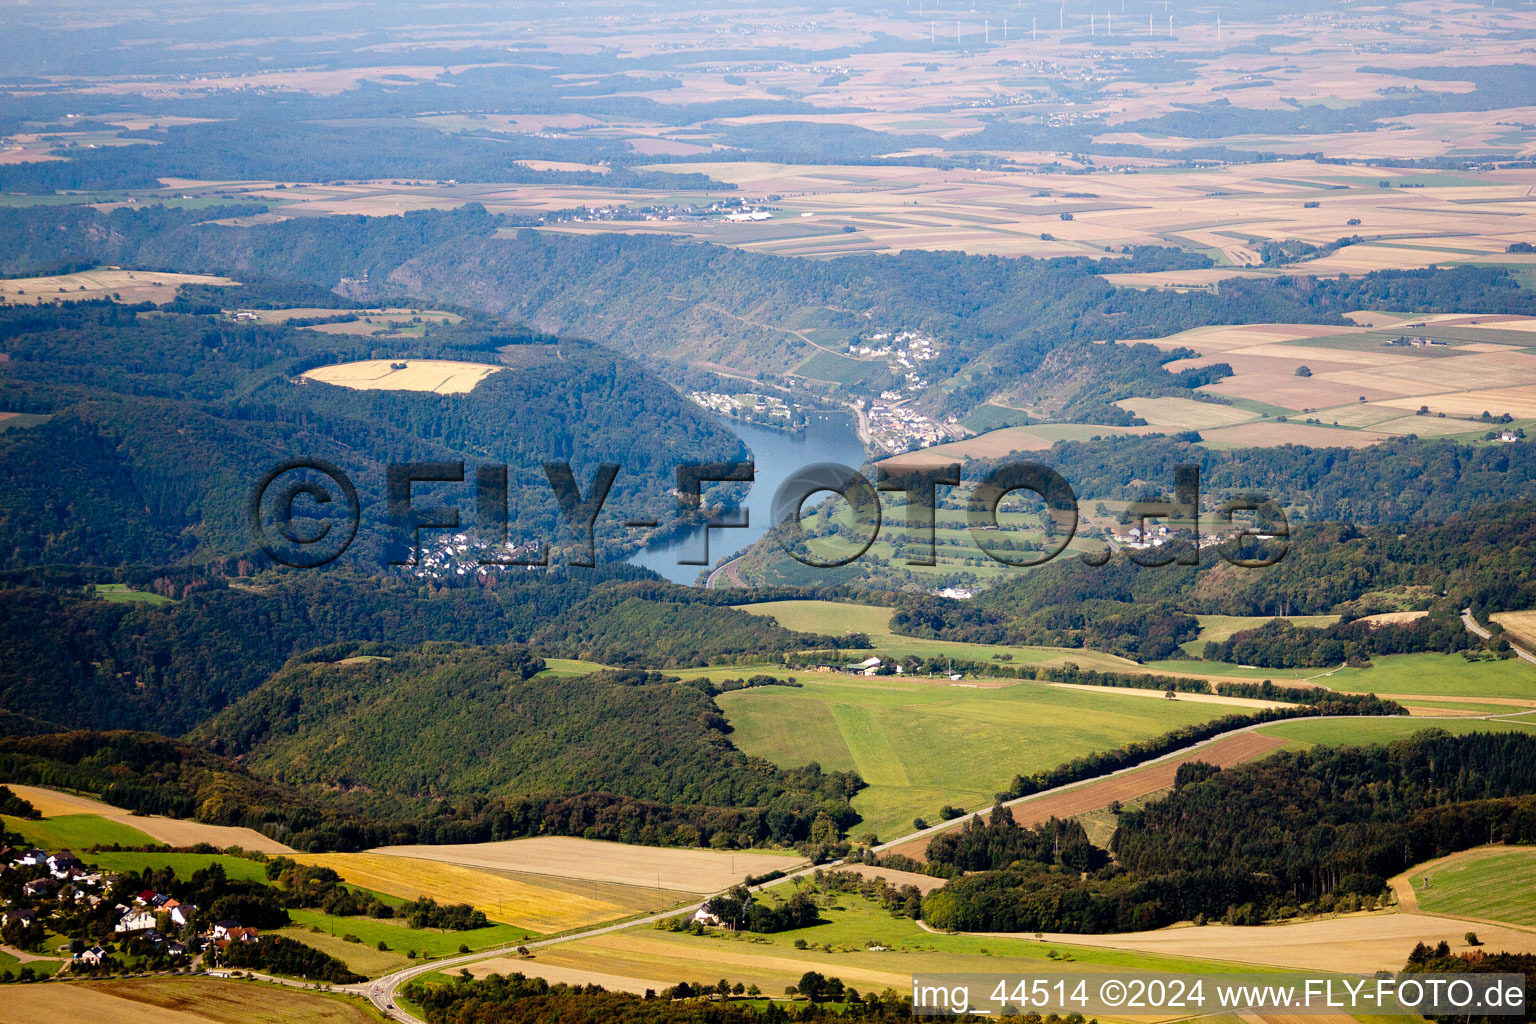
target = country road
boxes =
[1461,607,1536,665]
[360,709,1492,1021]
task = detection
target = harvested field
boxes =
[1114,397,1258,429]
[293,851,630,931]
[0,784,293,853]
[465,956,667,993]
[837,863,947,894]
[882,730,1287,860]
[1043,681,1289,710]
[1491,610,1536,649]
[300,358,503,394]
[0,268,237,305]
[1359,610,1430,626]
[367,836,799,895]
[1198,421,1389,448]
[2,977,379,1023]
[993,912,1536,974]
[1378,385,1536,419]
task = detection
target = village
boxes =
[0,843,263,976]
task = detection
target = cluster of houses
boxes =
[2,846,260,970]
[689,390,794,424]
[401,532,545,581]
[862,400,951,452]
[849,330,939,394]
[8,848,102,902]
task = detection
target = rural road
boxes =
[361,709,1476,1021]
[1461,607,1536,665]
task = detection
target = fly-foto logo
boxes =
[249,459,1288,571]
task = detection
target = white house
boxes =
[170,904,197,927]
[114,909,157,933]
[47,853,82,879]
[80,946,108,965]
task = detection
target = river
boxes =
[626,412,868,585]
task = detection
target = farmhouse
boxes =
[211,921,259,943]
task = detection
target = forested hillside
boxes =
[922,730,1536,933]
[0,297,743,568]
[193,646,853,816]
[0,571,842,736]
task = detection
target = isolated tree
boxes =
[1295,365,1312,377]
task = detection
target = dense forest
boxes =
[923,731,1536,933]
[193,645,859,818]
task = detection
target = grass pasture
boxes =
[1409,848,1536,929]
[92,582,175,605]
[1320,653,1536,699]
[293,852,629,932]
[717,673,1231,840]
[0,976,384,1024]
[1258,716,1536,750]
[86,850,269,882]
[2,812,158,850]
[300,358,504,394]
[735,599,1140,673]
[282,908,532,967]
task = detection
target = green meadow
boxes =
[1258,716,1536,750]
[1413,849,1536,928]
[3,813,158,850]
[718,674,1229,841]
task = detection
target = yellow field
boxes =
[300,358,503,394]
[1,784,293,853]
[2,977,379,1024]
[293,852,628,932]
[1491,611,1536,650]
[0,268,238,305]
[368,836,799,895]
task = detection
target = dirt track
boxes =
[884,731,1287,860]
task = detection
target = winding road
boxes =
[1461,607,1536,665]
